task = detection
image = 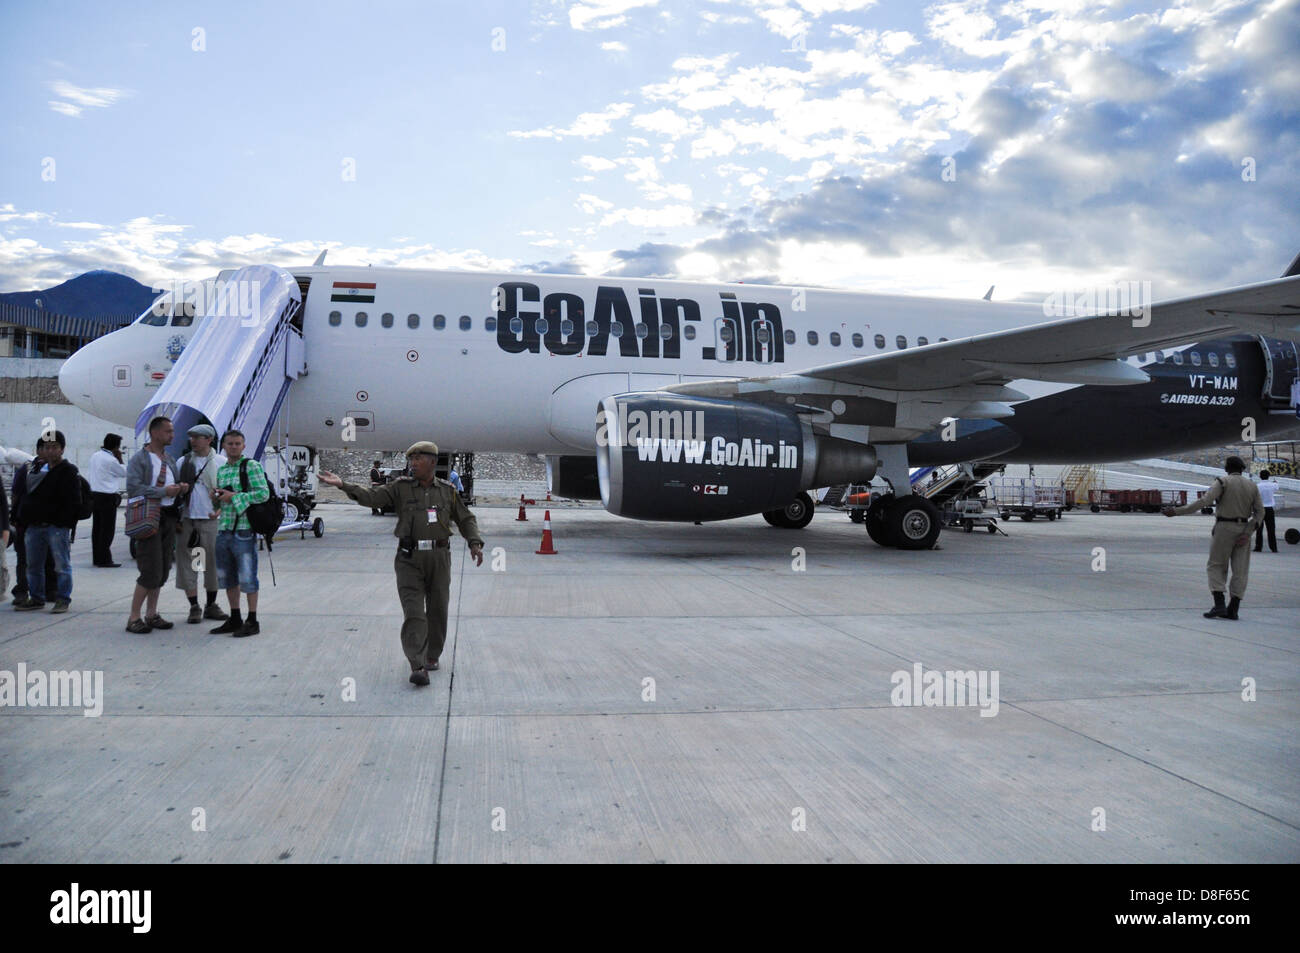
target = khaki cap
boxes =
[406,441,439,457]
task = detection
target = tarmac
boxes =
[1,498,1297,863]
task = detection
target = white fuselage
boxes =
[62,266,1127,453]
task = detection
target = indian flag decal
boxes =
[331,280,377,303]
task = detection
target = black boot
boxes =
[1203,591,1226,619]
[1224,596,1240,620]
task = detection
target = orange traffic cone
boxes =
[516,494,528,521]
[535,510,558,554]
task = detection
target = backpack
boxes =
[76,475,94,521]
[239,458,285,536]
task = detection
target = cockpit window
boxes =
[141,304,169,326]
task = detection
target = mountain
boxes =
[0,270,158,320]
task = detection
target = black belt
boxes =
[1215,517,1249,523]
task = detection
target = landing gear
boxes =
[864,494,942,550]
[763,492,815,529]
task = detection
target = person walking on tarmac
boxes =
[318,442,483,686]
[1163,455,1264,620]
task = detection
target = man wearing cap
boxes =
[319,442,484,686]
[175,423,230,625]
[1163,455,1264,620]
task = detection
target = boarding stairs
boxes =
[136,264,307,459]
[915,461,1004,505]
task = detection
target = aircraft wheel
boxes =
[865,498,897,548]
[762,510,786,527]
[312,518,324,538]
[774,492,814,529]
[887,496,941,551]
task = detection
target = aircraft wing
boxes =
[662,274,1300,436]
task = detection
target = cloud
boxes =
[47,80,129,117]
[510,102,634,139]
[601,41,628,52]
[569,0,659,31]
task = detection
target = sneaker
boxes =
[232,620,259,638]
[144,614,174,630]
[210,617,242,634]
[187,605,203,624]
[203,602,229,620]
[409,668,430,686]
[125,618,152,634]
[51,600,70,614]
[14,597,46,611]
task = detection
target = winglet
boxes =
[982,285,994,301]
[1283,251,1300,278]
[313,249,328,266]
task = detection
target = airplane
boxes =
[57,253,1300,550]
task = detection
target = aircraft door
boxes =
[748,316,775,364]
[1260,337,1299,407]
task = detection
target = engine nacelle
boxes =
[545,455,601,500]
[596,393,877,521]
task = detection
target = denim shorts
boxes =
[215,529,259,593]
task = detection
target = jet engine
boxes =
[596,393,877,521]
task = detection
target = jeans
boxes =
[25,525,72,603]
[215,529,259,593]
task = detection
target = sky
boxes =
[1,0,1297,304]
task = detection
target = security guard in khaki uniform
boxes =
[319,442,483,685]
[1163,456,1263,620]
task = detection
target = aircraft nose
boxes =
[58,348,97,416]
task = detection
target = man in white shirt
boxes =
[88,433,127,567]
[1254,470,1280,553]
[175,423,230,624]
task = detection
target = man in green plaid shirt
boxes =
[208,430,269,637]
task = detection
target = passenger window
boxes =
[684,325,696,340]
[433,314,446,330]
[851,333,863,348]
[1172,351,1183,365]
[563,320,575,336]
[509,317,523,334]
[1208,351,1220,367]
[718,325,732,342]
[1190,351,1201,366]
[536,318,550,335]
[784,329,796,345]
[1225,352,1237,369]
[659,324,672,340]
[585,320,599,336]
[756,326,770,344]
[459,316,471,331]
[485,316,497,332]
[407,313,420,329]
[874,334,886,349]
[829,332,841,346]
[381,312,394,328]
[917,335,928,346]
[1154,349,1164,362]
[896,335,907,349]
[329,311,342,327]
[938,337,948,342]
[355,312,368,327]
[807,331,819,345]
[635,322,648,339]
[610,323,624,338]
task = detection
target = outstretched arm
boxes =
[319,469,396,509]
